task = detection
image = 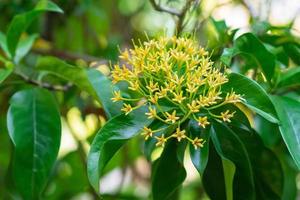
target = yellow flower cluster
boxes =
[111,36,242,149]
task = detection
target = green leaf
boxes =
[211,122,255,200]
[222,159,235,200]
[86,68,122,118]
[87,107,152,192]
[223,73,278,123]
[0,31,10,58]
[7,88,61,199]
[0,68,13,84]
[6,0,63,58]
[232,126,284,200]
[271,96,300,169]
[221,33,276,81]
[202,143,226,200]
[14,34,38,64]
[37,56,121,118]
[152,140,186,200]
[279,152,298,200]
[143,121,173,161]
[188,120,210,174]
[277,67,300,89]
[283,43,300,65]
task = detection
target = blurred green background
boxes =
[0,0,299,199]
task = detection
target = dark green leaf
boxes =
[6,0,63,57]
[271,96,300,169]
[152,139,186,200]
[87,107,152,192]
[221,33,276,81]
[37,57,121,118]
[223,73,278,123]
[188,120,210,174]
[202,143,226,200]
[232,126,283,200]
[7,88,61,199]
[211,121,255,200]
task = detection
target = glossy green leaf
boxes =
[152,140,186,200]
[277,67,300,89]
[211,122,255,200]
[188,120,210,174]
[7,88,61,199]
[202,144,226,200]
[223,73,278,123]
[271,96,300,169]
[86,68,122,118]
[37,56,121,118]
[232,126,283,200]
[0,68,13,84]
[14,34,38,64]
[6,0,63,57]
[221,33,276,81]
[87,107,152,192]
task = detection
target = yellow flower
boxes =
[149,94,158,104]
[172,91,186,103]
[197,116,210,128]
[187,100,200,113]
[157,87,168,98]
[155,134,167,147]
[165,110,179,124]
[220,110,235,122]
[146,80,159,92]
[119,49,130,61]
[173,128,186,142]
[111,36,243,149]
[128,80,139,91]
[111,90,122,102]
[145,107,157,119]
[141,127,153,140]
[121,103,133,115]
[192,137,204,149]
[225,91,242,103]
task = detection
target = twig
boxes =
[149,0,181,16]
[149,0,199,35]
[33,48,108,64]
[15,71,73,91]
[176,0,199,35]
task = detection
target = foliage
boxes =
[0,0,299,200]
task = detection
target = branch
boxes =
[176,0,199,34]
[33,48,108,64]
[16,71,73,91]
[149,0,181,16]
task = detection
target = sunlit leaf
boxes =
[223,73,278,123]
[6,0,63,57]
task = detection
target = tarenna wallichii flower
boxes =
[110,36,243,149]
